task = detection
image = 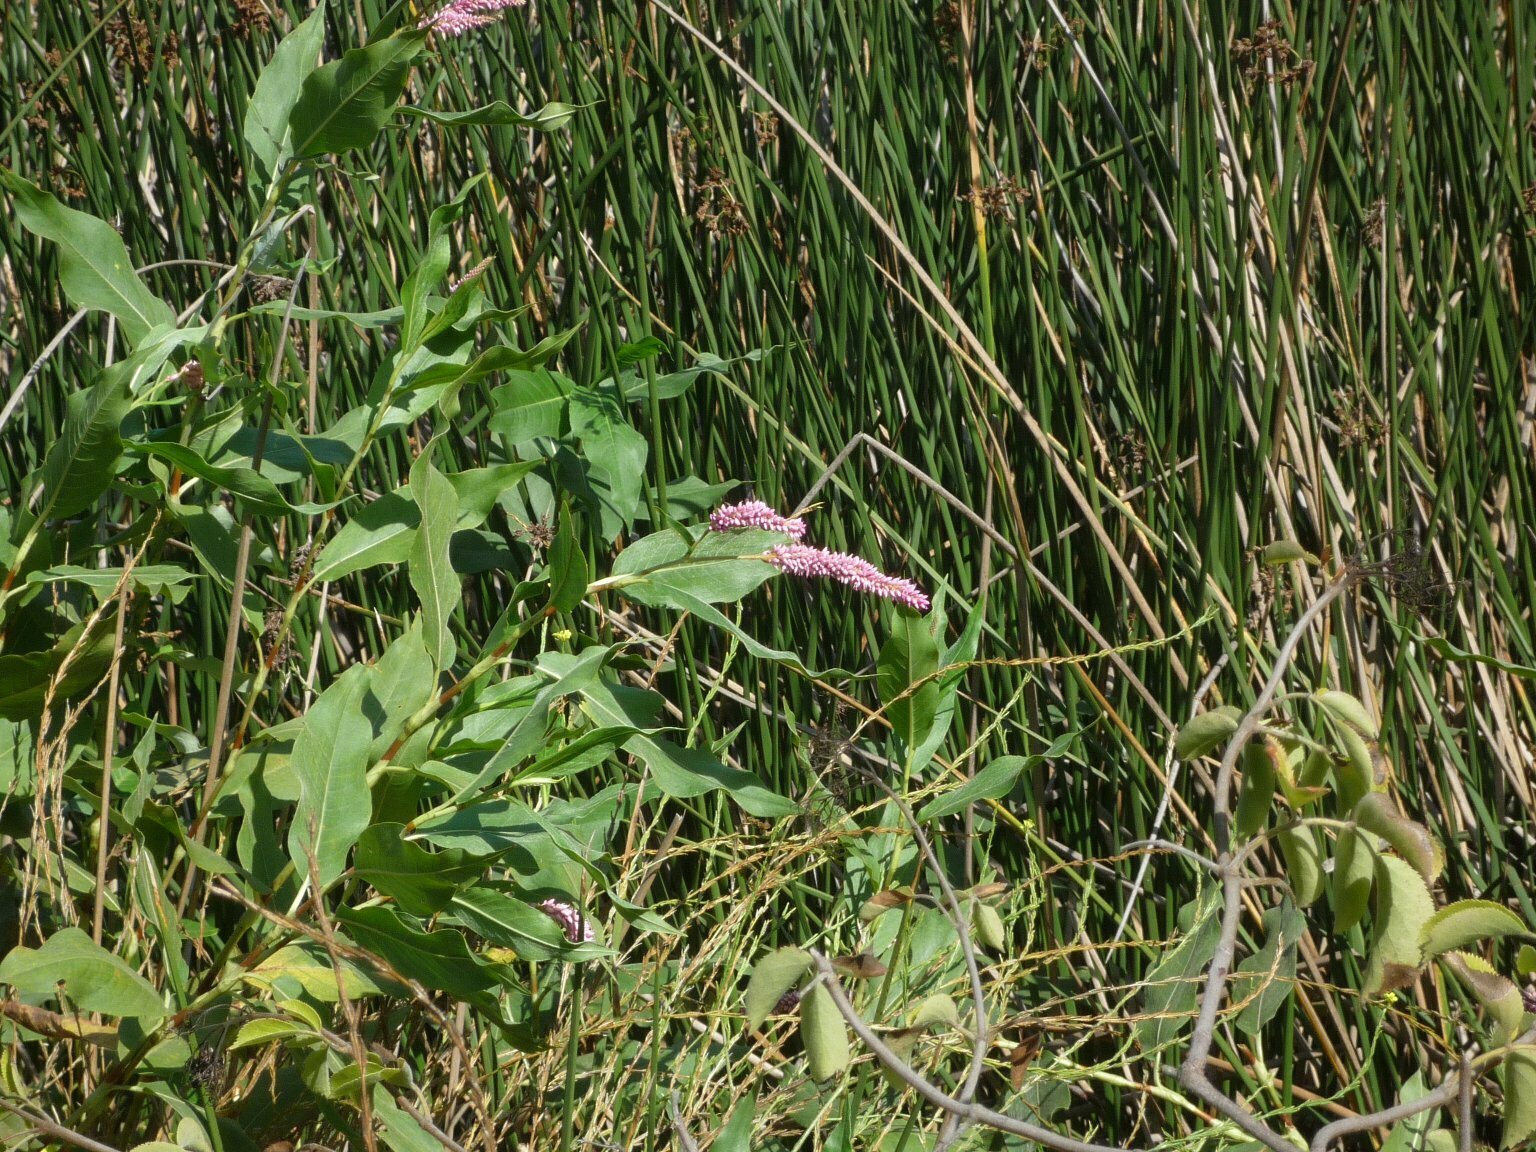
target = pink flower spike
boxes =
[537,898,593,944]
[419,0,526,37]
[766,543,930,612]
[708,499,808,539]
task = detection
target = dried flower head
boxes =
[709,499,808,539]
[766,543,930,612]
[537,898,593,944]
[419,0,526,37]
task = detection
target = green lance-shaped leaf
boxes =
[918,755,1030,822]
[1234,741,1276,838]
[308,490,420,585]
[1519,945,1536,977]
[1354,792,1443,883]
[1135,887,1223,1054]
[877,609,942,756]
[1173,705,1242,761]
[400,177,485,350]
[1314,689,1379,738]
[288,32,426,159]
[1363,855,1435,995]
[546,501,588,613]
[744,947,812,1029]
[397,100,579,130]
[1423,636,1536,681]
[354,824,480,917]
[243,1,329,179]
[0,928,164,1021]
[569,389,649,542]
[1276,824,1325,907]
[711,1092,757,1152]
[372,1083,446,1152]
[334,906,498,1008]
[1502,1047,1536,1149]
[799,983,851,1081]
[1331,826,1377,935]
[972,901,1007,952]
[289,665,373,890]
[408,453,461,672]
[1,168,175,345]
[1232,899,1305,1036]
[1420,900,1529,961]
[1440,951,1525,1045]
[446,887,571,963]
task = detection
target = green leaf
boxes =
[0,928,164,1020]
[0,168,175,345]
[1276,824,1325,907]
[1420,900,1528,961]
[1234,741,1276,838]
[398,100,578,130]
[799,983,850,1080]
[1135,887,1223,1054]
[713,1092,757,1152]
[1423,636,1536,681]
[128,440,323,514]
[355,823,480,916]
[744,947,812,1029]
[447,887,570,962]
[448,461,538,529]
[1173,706,1242,761]
[1354,793,1443,883]
[1331,826,1376,935]
[26,564,200,602]
[1314,690,1378,738]
[972,902,1006,952]
[400,178,484,349]
[31,356,136,521]
[289,32,426,158]
[570,390,649,540]
[1260,540,1320,565]
[243,1,329,179]
[309,490,420,584]
[918,756,1030,822]
[289,666,373,890]
[910,994,960,1030]
[489,369,571,442]
[1501,1046,1536,1149]
[364,621,438,762]
[1232,900,1305,1036]
[408,453,461,671]
[371,1087,444,1152]
[546,502,588,613]
[1363,855,1435,995]
[1440,951,1525,1045]
[335,906,497,1007]
[876,610,941,756]
[245,944,383,1002]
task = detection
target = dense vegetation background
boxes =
[2,1,1535,1150]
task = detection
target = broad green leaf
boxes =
[228,1017,321,1051]
[1135,887,1223,1054]
[289,33,426,158]
[1234,741,1276,837]
[447,887,570,962]
[407,330,580,395]
[1232,900,1305,1035]
[372,1086,443,1152]
[1,168,174,344]
[26,564,200,603]
[1174,706,1242,761]
[910,994,960,1030]
[1501,1047,1536,1148]
[1380,1073,1438,1152]
[364,621,437,761]
[243,2,328,178]
[744,947,812,1029]
[0,620,117,722]
[31,355,136,521]
[1440,951,1525,1044]
[1420,900,1528,961]
[570,389,648,540]
[0,928,164,1020]
[877,609,941,755]
[308,490,419,584]
[576,677,796,818]
[800,983,850,1081]
[1314,690,1378,738]
[972,902,1006,952]
[546,502,588,613]
[713,1092,757,1152]
[918,753,1036,822]
[336,906,498,1008]
[1331,827,1376,934]
[246,943,384,1002]
[355,823,480,916]
[289,666,373,889]
[408,453,460,671]
[400,178,484,349]
[489,369,571,443]
[1331,719,1377,811]
[615,527,785,607]
[1276,824,1325,907]
[1259,540,1319,565]
[448,461,539,528]
[908,594,987,773]
[1364,855,1435,995]
[1354,793,1443,883]
[398,100,578,130]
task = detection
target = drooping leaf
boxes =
[1234,741,1276,838]
[1276,824,1325,907]
[1331,826,1376,935]
[128,440,325,514]
[289,33,426,158]
[1259,540,1320,565]
[0,928,164,1021]
[1363,855,1435,995]
[1135,887,1223,1054]
[355,824,480,916]
[799,983,850,1080]
[288,666,373,890]
[712,1092,757,1152]
[244,943,383,1002]
[397,100,578,130]
[1,168,175,345]
[918,756,1030,822]
[744,947,812,1029]
[1440,951,1525,1044]
[408,453,461,671]
[1315,689,1378,738]
[1232,899,1305,1035]
[1421,901,1528,961]
[1501,1047,1536,1149]
[1354,793,1443,883]
[546,502,588,613]
[876,609,941,756]
[243,1,329,178]
[31,354,147,522]
[1173,706,1242,761]
[1423,636,1536,681]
